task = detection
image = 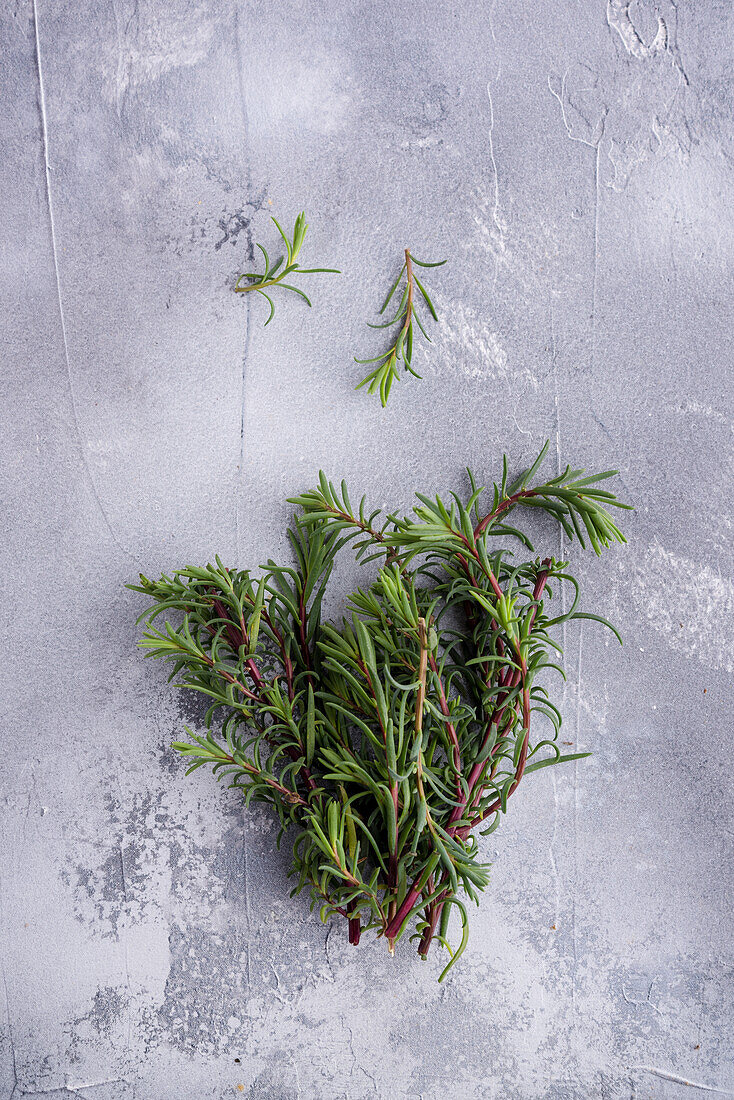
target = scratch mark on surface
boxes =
[234,3,254,981]
[267,960,286,1005]
[32,0,137,564]
[487,0,499,65]
[695,973,708,1056]
[511,396,532,438]
[1,947,17,1100]
[323,922,336,983]
[633,1066,734,1094]
[242,807,252,995]
[590,130,604,373]
[547,72,607,371]
[65,1077,127,1094]
[345,1017,378,1094]
[551,306,567,641]
[547,71,601,150]
[547,775,561,925]
[621,979,662,1014]
[550,307,562,484]
[548,304,564,926]
[236,298,253,563]
[342,1018,358,1082]
[485,81,506,293]
[619,543,734,673]
[118,843,133,1055]
[571,625,583,1024]
[233,4,253,564]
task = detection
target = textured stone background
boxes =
[2,1,733,1097]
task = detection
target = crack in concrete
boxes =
[31,0,137,566]
[634,1066,734,1095]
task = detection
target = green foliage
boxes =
[130,442,630,979]
[234,211,340,325]
[355,251,446,405]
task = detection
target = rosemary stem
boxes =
[403,248,414,339]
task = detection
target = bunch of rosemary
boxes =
[131,443,628,978]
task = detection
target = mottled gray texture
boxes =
[1,0,732,1097]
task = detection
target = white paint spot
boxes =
[619,542,734,673]
[247,53,352,135]
[104,15,214,104]
[606,1,668,60]
[677,398,734,432]
[469,184,561,299]
[437,299,518,384]
[550,8,690,193]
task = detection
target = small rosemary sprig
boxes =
[130,442,630,981]
[356,250,446,406]
[234,211,340,326]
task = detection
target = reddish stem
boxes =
[407,563,552,940]
[209,593,317,794]
[384,882,423,942]
[428,654,463,802]
[347,901,361,945]
[418,875,439,957]
[473,488,535,539]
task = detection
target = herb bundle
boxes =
[234,211,340,326]
[130,443,628,978]
[355,250,445,406]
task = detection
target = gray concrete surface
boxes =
[1,1,733,1097]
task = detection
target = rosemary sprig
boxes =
[130,442,630,980]
[234,211,340,326]
[356,250,446,406]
